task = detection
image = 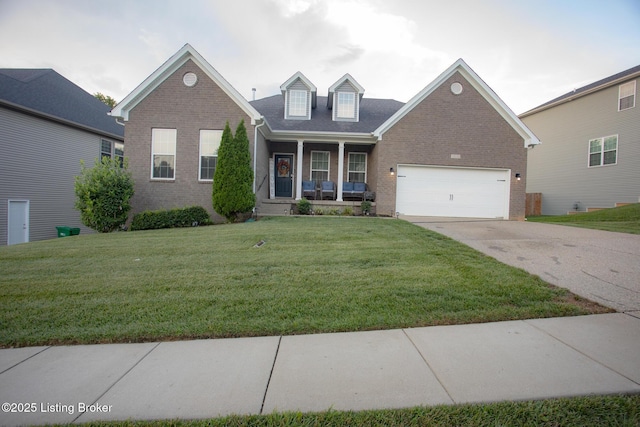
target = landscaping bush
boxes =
[296,198,312,215]
[74,156,134,232]
[130,206,211,231]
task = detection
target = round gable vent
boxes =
[451,82,463,95]
[183,72,198,87]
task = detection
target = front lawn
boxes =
[528,203,640,234]
[0,217,609,347]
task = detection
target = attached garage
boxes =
[396,165,511,219]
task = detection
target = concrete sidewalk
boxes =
[1,313,639,425]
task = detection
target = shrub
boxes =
[130,206,211,231]
[212,120,255,222]
[297,198,312,215]
[361,201,372,215]
[314,208,324,215]
[74,156,134,233]
[342,206,353,216]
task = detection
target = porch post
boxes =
[295,139,304,200]
[337,141,345,201]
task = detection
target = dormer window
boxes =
[280,71,317,120]
[288,90,308,117]
[328,73,364,122]
[336,92,356,119]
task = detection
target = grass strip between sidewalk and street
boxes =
[67,394,640,427]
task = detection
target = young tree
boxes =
[74,156,134,232]
[94,92,117,108]
[212,120,255,221]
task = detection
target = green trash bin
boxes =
[70,228,80,236]
[56,226,71,237]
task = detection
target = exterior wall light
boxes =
[515,173,521,181]
[390,167,395,176]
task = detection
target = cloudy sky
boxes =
[1,0,639,114]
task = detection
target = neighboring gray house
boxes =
[0,69,124,245]
[521,65,640,215]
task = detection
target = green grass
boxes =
[62,395,640,426]
[0,217,609,348]
[528,203,640,234]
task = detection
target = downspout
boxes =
[253,117,266,195]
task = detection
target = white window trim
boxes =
[198,130,222,182]
[151,128,177,180]
[288,89,308,118]
[336,92,356,120]
[618,81,636,111]
[588,134,618,168]
[347,152,367,182]
[310,150,330,182]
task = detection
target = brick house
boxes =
[110,44,538,221]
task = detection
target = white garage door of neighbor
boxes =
[396,165,510,218]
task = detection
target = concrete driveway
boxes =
[403,217,640,314]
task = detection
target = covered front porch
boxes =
[266,139,377,202]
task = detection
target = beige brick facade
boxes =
[124,60,255,222]
[373,72,527,220]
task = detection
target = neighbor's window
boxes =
[311,151,329,184]
[101,139,124,167]
[589,135,618,167]
[348,152,367,182]
[288,90,308,117]
[151,128,177,179]
[336,92,356,119]
[199,130,222,181]
[101,139,112,159]
[618,81,636,111]
[114,142,124,166]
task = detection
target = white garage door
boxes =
[396,165,510,218]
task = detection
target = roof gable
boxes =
[374,59,540,148]
[0,68,123,139]
[110,44,262,124]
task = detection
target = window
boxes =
[311,151,329,184]
[151,128,176,179]
[199,130,222,181]
[101,139,112,159]
[114,142,124,166]
[101,139,124,166]
[589,135,617,167]
[348,152,367,182]
[618,81,636,111]
[288,90,308,117]
[336,92,356,119]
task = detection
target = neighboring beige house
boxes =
[520,65,640,215]
[0,69,124,245]
[110,44,538,222]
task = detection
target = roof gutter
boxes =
[1,99,124,141]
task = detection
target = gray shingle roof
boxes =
[0,69,124,139]
[250,94,404,134]
[521,64,640,116]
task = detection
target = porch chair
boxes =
[302,180,316,199]
[321,181,336,200]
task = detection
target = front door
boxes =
[8,200,29,245]
[274,154,293,198]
